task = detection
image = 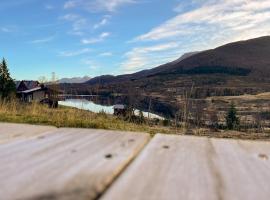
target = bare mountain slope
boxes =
[86,36,270,85]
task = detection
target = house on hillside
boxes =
[16,81,49,103]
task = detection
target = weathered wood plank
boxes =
[210,138,270,200]
[101,134,219,200]
[0,123,56,144]
[101,134,270,200]
[0,127,150,200]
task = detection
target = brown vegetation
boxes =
[0,99,172,136]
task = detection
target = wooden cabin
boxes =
[15,81,49,102]
[20,87,48,103]
[15,80,61,108]
[113,104,127,116]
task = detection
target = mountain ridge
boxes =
[86,36,270,85]
[59,76,91,84]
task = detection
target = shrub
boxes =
[226,103,240,130]
[260,112,270,120]
[162,119,170,126]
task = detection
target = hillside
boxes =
[86,36,270,85]
[61,36,270,118]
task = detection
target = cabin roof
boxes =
[19,87,44,94]
[23,81,40,90]
[16,80,42,92]
[113,104,126,110]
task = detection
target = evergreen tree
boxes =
[226,103,240,130]
[0,60,5,96]
[0,58,16,99]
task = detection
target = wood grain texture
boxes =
[101,134,270,200]
[210,138,270,200]
[0,123,56,144]
[0,127,150,200]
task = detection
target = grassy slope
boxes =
[1,100,270,140]
[0,100,172,136]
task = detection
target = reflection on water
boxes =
[59,99,114,114]
[59,99,165,120]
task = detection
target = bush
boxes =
[226,103,240,130]
[260,112,270,120]
[162,119,170,126]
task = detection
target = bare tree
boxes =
[38,76,48,84]
[193,101,204,127]
[182,85,194,129]
[176,84,194,133]
[49,72,60,108]
[209,110,219,130]
[254,109,265,133]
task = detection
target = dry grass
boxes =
[0,99,172,136]
[1,99,270,140]
[207,92,270,102]
[192,128,270,140]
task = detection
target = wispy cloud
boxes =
[94,15,111,29]
[99,52,113,57]
[63,0,136,12]
[1,27,13,33]
[81,58,101,70]
[30,36,55,44]
[121,43,180,73]
[60,14,87,35]
[122,0,270,73]
[0,26,18,33]
[81,32,111,44]
[58,48,91,57]
[63,0,77,9]
[45,4,54,10]
[135,0,270,43]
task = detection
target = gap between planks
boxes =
[101,134,270,200]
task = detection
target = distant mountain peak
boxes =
[58,76,91,84]
[171,51,201,64]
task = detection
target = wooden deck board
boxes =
[210,138,270,200]
[2,123,270,200]
[0,127,150,200]
[0,123,57,144]
[101,134,270,200]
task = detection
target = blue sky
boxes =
[1,0,270,80]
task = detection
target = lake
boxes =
[59,99,165,120]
